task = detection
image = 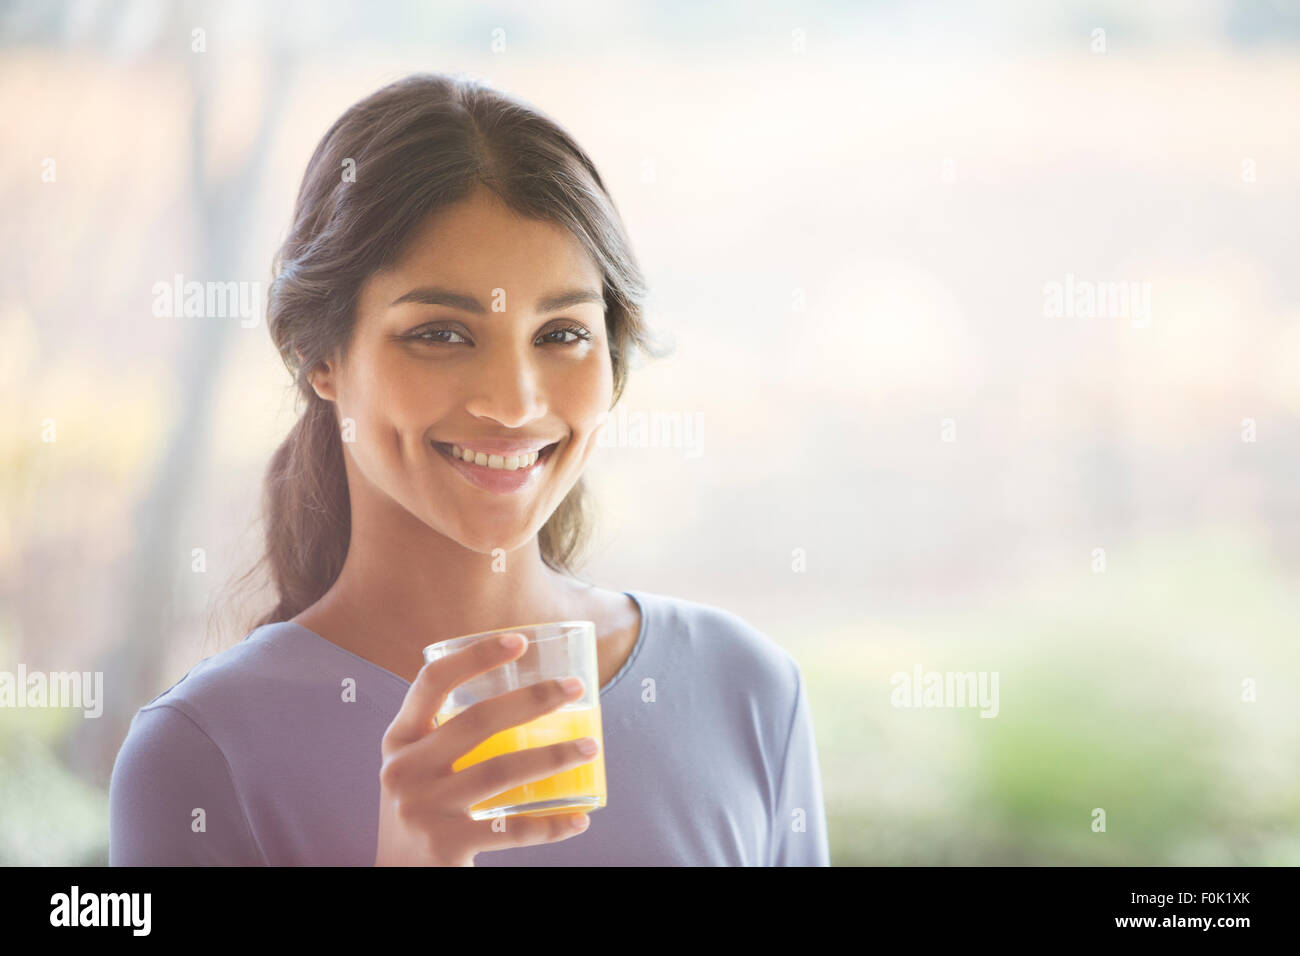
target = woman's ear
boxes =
[307,354,340,402]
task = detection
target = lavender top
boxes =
[109,590,830,866]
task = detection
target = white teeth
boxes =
[449,444,542,470]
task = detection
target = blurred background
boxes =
[2,0,1298,866]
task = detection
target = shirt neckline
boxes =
[269,590,651,699]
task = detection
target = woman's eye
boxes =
[539,324,594,346]
[408,327,467,344]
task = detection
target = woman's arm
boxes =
[770,664,831,866]
[109,704,267,866]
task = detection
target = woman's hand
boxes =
[374,633,598,866]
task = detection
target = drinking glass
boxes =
[422,621,606,821]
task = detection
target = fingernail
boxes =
[570,814,589,829]
[499,633,524,650]
[576,737,598,756]
[560,676,583,696]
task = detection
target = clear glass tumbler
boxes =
[422,621,606,821]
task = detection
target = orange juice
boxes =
[437,704,606,818]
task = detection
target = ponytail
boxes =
[250,394,350,628]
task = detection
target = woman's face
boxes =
[308,186,613,555]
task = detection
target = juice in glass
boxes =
[437,701,606,820]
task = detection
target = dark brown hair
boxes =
[221,72,661,638]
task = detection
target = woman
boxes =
[109,73,829,866]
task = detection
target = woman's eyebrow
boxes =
[388,286,603,313]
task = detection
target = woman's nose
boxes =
[462,341,547,427]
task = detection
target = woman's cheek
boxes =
[356,361,420,435]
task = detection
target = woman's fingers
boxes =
[383,633,527,751]
[442,811,591,858]
[476,812,592,850]
[437,737,600,808]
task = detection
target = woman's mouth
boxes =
[431,440,560,494]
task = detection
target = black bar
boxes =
[8,865,1284,940]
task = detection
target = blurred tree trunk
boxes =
[61,10,294,785]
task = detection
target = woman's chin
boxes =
[440,519,544,558]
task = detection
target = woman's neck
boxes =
[292,518,590,683]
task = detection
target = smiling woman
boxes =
[107,72,830,867]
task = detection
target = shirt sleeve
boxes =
[770,662,831,866]
[109,704,266,866]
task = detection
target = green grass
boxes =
[802,527,1300,865]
